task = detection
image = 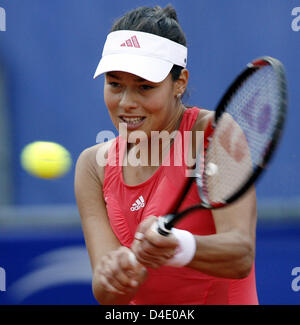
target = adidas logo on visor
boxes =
[120,35,140,48]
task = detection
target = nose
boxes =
[119,88,139,111]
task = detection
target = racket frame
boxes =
[212,56,287,206]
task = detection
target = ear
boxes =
[174,69,189,98]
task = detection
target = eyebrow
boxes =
[106,72,147,83]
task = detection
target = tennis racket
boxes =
[156,56,287,236]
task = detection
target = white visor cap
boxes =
[93,30,188,83]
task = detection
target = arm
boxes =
[186,109,257,278]
[74,145,147,305]
[187,186,257,278]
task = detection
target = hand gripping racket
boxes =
[157,56,287,236]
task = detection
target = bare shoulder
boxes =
[192,108,215,132]
[75,139,115,185]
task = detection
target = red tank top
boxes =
[103,107,258,305]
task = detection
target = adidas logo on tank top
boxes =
[130,196,145,211]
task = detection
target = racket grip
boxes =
[155,216,197,267]
[157,215,175,236]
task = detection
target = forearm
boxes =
[187,230,254,279]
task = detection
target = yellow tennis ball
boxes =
[21,141,72,179]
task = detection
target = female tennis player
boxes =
[75,5,258,305]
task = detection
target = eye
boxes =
[140,84,154,91]
[109,82,120,88]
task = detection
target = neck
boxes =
[165,103,186,134]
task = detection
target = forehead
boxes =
[105,71,147,82]
[105,71,172,84]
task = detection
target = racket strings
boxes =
[203,65,282,203]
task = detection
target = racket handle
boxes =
[157,215,175,236]
[155,216,197,267]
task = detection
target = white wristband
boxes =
[166,228,196,267]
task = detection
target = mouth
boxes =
[119,116,146,130]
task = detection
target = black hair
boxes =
[110,5,187,81]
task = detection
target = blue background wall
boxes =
[0,0,299,204]
[0,0,299,305]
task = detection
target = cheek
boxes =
[104,89,121,130]
[147,89,175,115]
[104,87,119,114]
